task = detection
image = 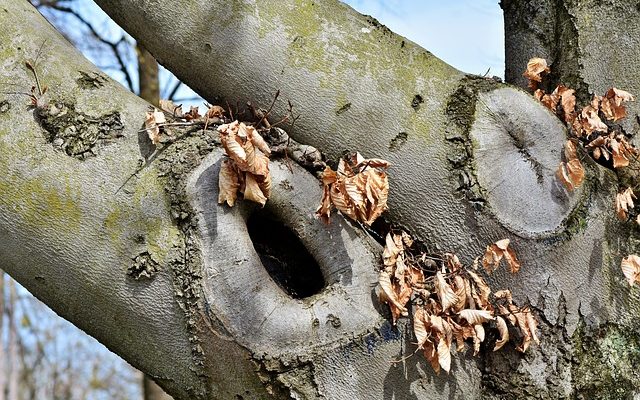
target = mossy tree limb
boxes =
[1,0,639,398]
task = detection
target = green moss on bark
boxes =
[572,323,640,400]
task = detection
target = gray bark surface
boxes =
[0,0,638,399]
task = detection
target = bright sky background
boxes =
[342,0,505,77]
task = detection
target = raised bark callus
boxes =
[1,0,637,399]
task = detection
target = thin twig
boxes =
[256,89,280,128]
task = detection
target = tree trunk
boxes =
[136,44,160,107]
[0,0,638,399]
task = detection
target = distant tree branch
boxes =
[164,79,182,101]
[32,1,135,92]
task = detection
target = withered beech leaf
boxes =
[466,270,491,308]
[435,271,458,312]
[218,121,247,164]
[159,99,183,118]
[437,337,451,373]
[610,137,635,169]
[615,187,636,221]
[243,141,270,177]
[184,106,201,121]
[557,141,585,191]
[482,239,521,274]
[621,255,640,287]
[378,269,407,322]
[144,109,165,145]
[243,173,267,206]
[316,153,390,226]
[383,233,403,267]
[458,309,494,325]
[423,340,440,375]
[601,88,635,121]
[494,316,509,351]
[246,124,271,156]
[218,159,240,207]
[206,105,225,119]
[413,307,429,348]
[523,57,550,88]
[557,85,576,122]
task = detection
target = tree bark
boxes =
[0,0,638,399]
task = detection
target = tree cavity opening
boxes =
[247,209,325,299]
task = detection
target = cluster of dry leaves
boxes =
[142,101,274,207]
[525,58,640,288]
[217,121,272,207]
[315,153,390,226]
[143,100,225,145]
[524,58,637,192]
[378,233,537,373]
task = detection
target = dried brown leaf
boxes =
[482,239,520,274]
[243,173,267,206]
[615,187,636,220]
[245,124,271,156]
[602,88,635,121]
[159,99,183,118]
[437,337,451,373]
[144,109,165,145]
[413,307,430,348]
[243,141,270,177]
[423,340,440,374]
[523,57,550,88]
[458,309,494,325]
[315,186,332,224]
[206,105,225,119]
[466,270,491,309]
[435,271,457,312]
[383,233,403,267]
[557,85,576,122]
[218,159,240,207]
[493,316,509,351]
[621,255,640,287]
[378,269,407,322]
[184,106,201,121]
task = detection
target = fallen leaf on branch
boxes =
[601,88,635,121]
[523,57,550,89]
[207,105,225,119]
[615,187,636,220]
[218,159,240,207]
[217,120,271,207]
[482,238,521,274]
[494,316,509,351]
[435,271,457,312]
[159,99,183,118]
[316,152,389,225]
[556,141,585,191]
[621,255,640,287]
[377,232,535,373]
[610,136,635,169]
[144,108,166,145]
[458,309,494,325]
